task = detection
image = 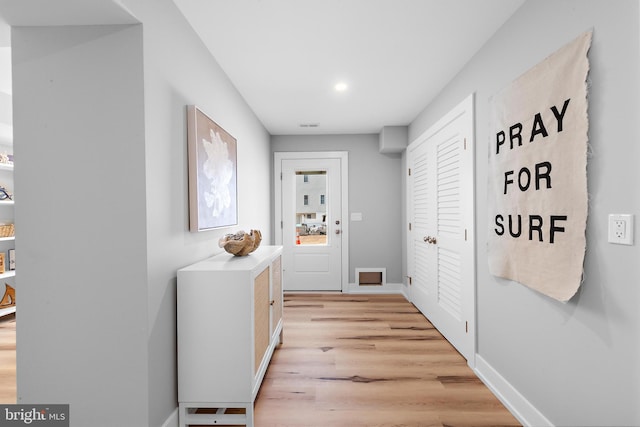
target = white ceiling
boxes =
[0,0,138,29]
[0,0,525,135]
[173,0,525,135]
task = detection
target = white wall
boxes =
[13,24,149,425]
[271,134,403,284]
[408,1,640,425]
[12,0,271,425]
[121,1,271,425]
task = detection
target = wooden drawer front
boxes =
[254,266,270,374]
[271,256,282,335]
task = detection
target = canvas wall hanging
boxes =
[487,30,592,302]
[187,105,238,232]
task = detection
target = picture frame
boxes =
[187,105,238,232]
[8,249,14,271]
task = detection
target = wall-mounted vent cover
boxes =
[356,268,386,286]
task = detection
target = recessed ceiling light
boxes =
[334,82,348,92]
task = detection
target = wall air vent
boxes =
[356,268,386,286]
[299,123,320,128]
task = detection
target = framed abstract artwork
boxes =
[187,105,238,232]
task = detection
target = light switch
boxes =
[351,212,363,221]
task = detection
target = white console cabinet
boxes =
[177,245,283,427]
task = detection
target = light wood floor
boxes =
[0,313,16,403]
[255,293,521,427]
[0,295,521,426]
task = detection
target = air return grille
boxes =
[356,268,386,286]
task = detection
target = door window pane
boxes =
[295,171,327,245]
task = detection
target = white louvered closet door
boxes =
[408,135,437,316]
[407,94,475,364]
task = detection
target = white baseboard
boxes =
[345,282,405,294]
[399,285,410,301]
[474,355,553,427]
[161,407,178,427]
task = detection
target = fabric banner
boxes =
[487,31,592,302]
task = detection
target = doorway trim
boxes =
[274,151,349,292]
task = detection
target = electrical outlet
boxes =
[608,214,634,245]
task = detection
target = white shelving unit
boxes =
[0,305,15,317]
[0,271,15,279]
[0,150,15,318]
[1,49,14,318]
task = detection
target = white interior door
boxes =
[407,94,475,364]
[277,156,344,291]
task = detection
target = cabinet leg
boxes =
[178,403,187,427]
[246,403,254,427]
